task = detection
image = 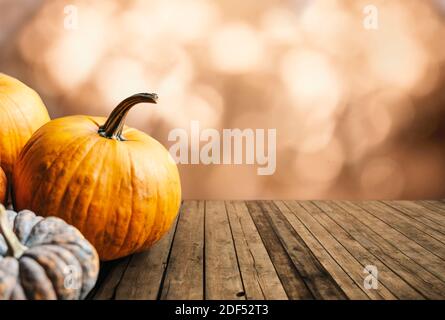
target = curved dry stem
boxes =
[0,204,28,258]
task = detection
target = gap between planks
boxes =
[91,200,445,300]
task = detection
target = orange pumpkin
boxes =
[0,167,6,204]
[0,73,50,176]
[13,93,181,260]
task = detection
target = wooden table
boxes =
[89,200,445,300]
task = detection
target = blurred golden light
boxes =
[300,1,357,56]
[369,90,415,137]
[295,138,345,184]
[153,0,219,43]
[281,49,343,121]
[187,94,223,127]
[366,32,428,91]
[357,97,393,148]
[260,7,301,45]
[44,3,113,90]
[360,157,405,198]
[156,86,223,130]
[210,22,264,74]
[2,0,445,199]
[206,166,261,199]
[298,120,336,153]
[95,57,150,107]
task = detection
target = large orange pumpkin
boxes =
[0,167,6,204]
[0,73,50,176]
[13,93,181,260]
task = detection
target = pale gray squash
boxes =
[0,205,99,300]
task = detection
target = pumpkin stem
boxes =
[0,204,28,259]
[99,93,158,140]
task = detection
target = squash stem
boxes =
[99,93,158,140]
[0,204,28,259]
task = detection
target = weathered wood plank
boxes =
[341,201,445,283]
[160,200,204,300]
[298,201,402,300]
[226,201,287,300]
[385,201,445,228]
[380,201,445,237]
[274,201,369,300]
[330,200,445,299]
[92,200,445,300]
[283,201,394,300]
[418,200,445,217]
[307,201,421,299]
[245,201,313,299]
[86,262,114,299]
[113,216,179,299]
[205,201,245,300]
[259,201,347,300]
[93,257,131,300]
[313,201,441,299]
[357,201,445,259]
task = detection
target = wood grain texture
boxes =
[356,201,445,259]
[417,201,445,217]
[160,200,204,300]
[260,201,347,300]
[331,200,445,299]
[113,216,179,299]
[205,201,245,300]
[384,201,445,229]
[245,201,313,299]
[307,201,421,299]
[226,201,287,300]
[379,202,445,241]
[274,200,368,300]
[283,201,394,300]
[93,257,131,300]
[341,201,445,283]
[91,200,445,300]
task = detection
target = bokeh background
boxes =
[1,0,445,200]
